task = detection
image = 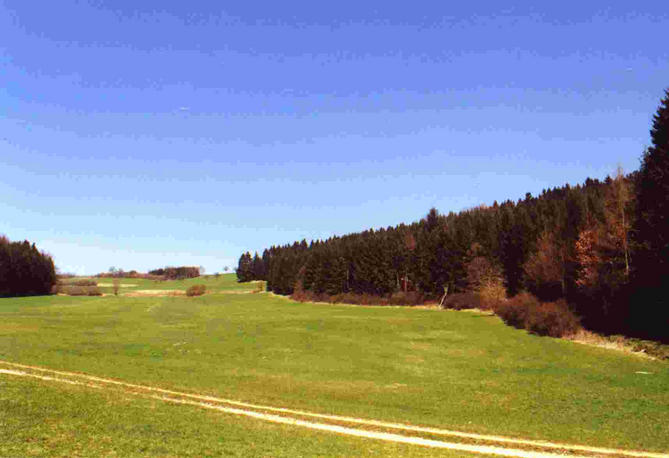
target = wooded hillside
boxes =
[239,90,669,341]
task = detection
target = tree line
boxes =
[147,266,202,280]
[0,235,56,296]
[238,89,669,341]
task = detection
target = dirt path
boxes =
[0,360,666,458]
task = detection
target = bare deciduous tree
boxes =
[524,231,567,299]
[604,166,632,278]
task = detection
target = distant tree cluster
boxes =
[99,267,140,278]
[236,251,267,283]
[0,235,56,296]
[148,266,201,280]
[239,89,669,341]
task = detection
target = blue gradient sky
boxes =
[1,1,668,274]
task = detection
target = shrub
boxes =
[626,338,669,360]
[292,287,317,302]
[526,299,580,337]
[388,291,425,306]
[328,292,361,304]
[292,289,427,307]
[478,282,507,309]
[60,285,102,296]
[186,284,206,296]
[493,292,536,328]
[441,292,484,310]
[68,279,98,287]
[54,279,99,295]
[357,293,379,305]
[466,254,503,294]
[254,281,265,293]
[493,293,580,337]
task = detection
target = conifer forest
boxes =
[239,90,669,342]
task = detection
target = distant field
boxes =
[62,273,262,293]
[1,274,668,456]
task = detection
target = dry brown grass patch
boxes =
[567,330,656,360]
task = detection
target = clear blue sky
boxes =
[1,1,668,275]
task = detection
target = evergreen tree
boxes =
[236,252,253,282]
[252,252,265,280]
[261,249,271,281]
[0,235,56,296]
[251,102,666,340]
[631,89,669,339]
[634,89,669,278]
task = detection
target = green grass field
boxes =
[1,376,472,457]
[1,274,668,456]
[63,273,264,294]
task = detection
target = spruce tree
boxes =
[252,252,265,280]
[634,89,669,278]
[631,89,669,338]
[236,252,253,282]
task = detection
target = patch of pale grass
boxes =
[567,330,655,360]
[96,283,138,288]
[217,290,256,295]
[452,307,494,315]
[124,290,185,297]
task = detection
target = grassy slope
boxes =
[0,376,467,457]
[1,275,667,453]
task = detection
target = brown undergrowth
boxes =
[292,289,427,306]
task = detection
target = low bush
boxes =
[67,279,98,287]
[331,292,387,305]
[478,282,507,308]
[292,289,426,306]
[388,291,425,306]
[441,292,484,310]
[625,338,669,360]
[493,292,535,328]
[525,299,580,337]
[328,292,357,304]
[57,285,102,296]
[186,284,206,297]
[493,292,580,337]
[292,288,325,303]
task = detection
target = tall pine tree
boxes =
[631,89,669,339]
[236,252,254,282]
[634,89,669,278]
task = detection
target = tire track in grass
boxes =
[1,361,666,458]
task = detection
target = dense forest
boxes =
[0,235,56,297]
[238,90,669,341]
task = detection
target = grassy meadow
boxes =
[62,273,264,294]
[1,375,470,457]
[1,274,668,456]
